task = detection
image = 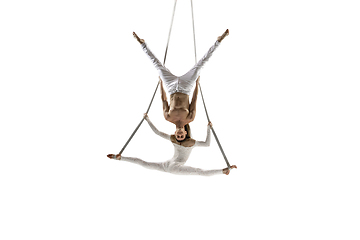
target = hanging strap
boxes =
[190,0,231,169]
[118,82,159,155]
[119,0,178,155]
[190,0,197,64]
[164,0,178,65]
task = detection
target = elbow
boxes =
[163,112,170,121]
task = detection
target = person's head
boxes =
[175,124,191,142]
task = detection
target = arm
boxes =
[188,77,200,121]
[144,114,171,141]
[160,79,170,120]
[194,122,212,147]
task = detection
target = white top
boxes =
[145,116,210,165]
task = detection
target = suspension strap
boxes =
[118,82,159,155]
[119,0,178,154]
[190,0,231,169]
[164,0,178,65]
[190,0,197,64]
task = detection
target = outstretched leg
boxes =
[169,165,223,176]
[124,158,166,173]
[133,32,178,94]
[107,154,166,172]
[122,156,166,172]
[178,29,229,95]
[133,32,164,71]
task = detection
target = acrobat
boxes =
[107,114,236,176]
[133,29,229,142]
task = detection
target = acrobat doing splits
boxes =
[107,114,237,176]
[133,29,229,142]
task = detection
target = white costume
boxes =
[141,40,221,95]
[119,117,223,176]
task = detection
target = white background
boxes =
[1,0,359,239]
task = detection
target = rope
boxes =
[190,0,231,169]
[119,82,159,155]
[164,0,178,66]
[119,0,178,154]
[190,0,197,63]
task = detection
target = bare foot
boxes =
[133,32,145,44]
[217,29,229,42]
[223,165,237,175]
[107,154,121,160]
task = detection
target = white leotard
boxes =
[120,117,223,176]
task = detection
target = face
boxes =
[175,128,187,141]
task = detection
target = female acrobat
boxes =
[107,114,236,176]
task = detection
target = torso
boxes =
[167,93,192,126]
[168,139,195,164]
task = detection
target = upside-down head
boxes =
[175,128,187,141]
[175,124,191,142]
